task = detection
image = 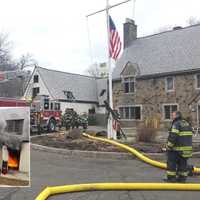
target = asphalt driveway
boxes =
[0,149,199,200]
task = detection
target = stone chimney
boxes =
[123,18,137,49]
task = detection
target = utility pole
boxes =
[86,0,135,139]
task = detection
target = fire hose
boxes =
[35,183,200,200]
[35,133,200,200]
[82,133,200,173]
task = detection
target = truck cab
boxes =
[30,95,61,133]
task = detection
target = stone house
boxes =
[112,19,200,129]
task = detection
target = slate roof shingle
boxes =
[37,67,107,103]
[113,24,200,80]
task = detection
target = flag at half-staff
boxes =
[109,15,122,60]
[107,14,122,139]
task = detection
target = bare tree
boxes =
[0,33,38,97]
[153,17,200,35]
[16,53,38,70]
[85,62,108,78]
[85,63,101,77]
[0,33,15,71]
[186,17,200,26]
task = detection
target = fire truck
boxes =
[30,95,62,133]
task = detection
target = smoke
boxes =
[0,118,22,150]
[0,117,7,135]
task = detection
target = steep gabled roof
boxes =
[36,67,101,103]
[113,24,200,80]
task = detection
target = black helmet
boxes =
[175,111,182,119]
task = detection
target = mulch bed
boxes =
[31,132,164,153]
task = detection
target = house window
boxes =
[196,74,200,89]
[123,77,135,93]
[32,87,40,98]
[165,77,174,91]
[33,75,39,83]
[119,106,141,120]
[163,104,178,120]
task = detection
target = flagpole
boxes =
[132,0,136,20]
[106,0,116,139]
[87,0,126,140]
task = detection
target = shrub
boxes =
[136,127,157,143]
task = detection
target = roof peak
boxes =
[36,66,97,79]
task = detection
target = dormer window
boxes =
[123,77,135,93]
[165,76,174,92]
[120,62,139,94]
[63,91,75,101]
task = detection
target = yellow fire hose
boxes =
[35,183,200,200]
[82,133,200,174]
[35,133,200,200]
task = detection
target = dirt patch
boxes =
[32,133,124,152]
[31,132,164,153]
[31,130,200,153]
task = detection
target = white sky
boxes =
[0,0,200,74]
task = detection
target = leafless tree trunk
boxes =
[85,62,108,78]
[17,53,38,70]
[0,33,16,71]
[187,17,200,26]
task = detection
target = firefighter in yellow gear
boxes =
[165,111,193,183]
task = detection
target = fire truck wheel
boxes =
[48,119,56,132]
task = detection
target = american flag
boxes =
[109,15,122,60]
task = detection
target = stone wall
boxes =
[113,73,200,129]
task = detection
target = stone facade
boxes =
[113,63,200,130]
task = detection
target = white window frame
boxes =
[121,75,136,94]
[195,74,200,89]
[162,103,179,121]
[118,105,142,121]
[165,76,175,92]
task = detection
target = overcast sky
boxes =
[0,0,200,74]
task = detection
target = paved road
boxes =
[0,149,199,200]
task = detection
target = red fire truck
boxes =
[30,95,62,133]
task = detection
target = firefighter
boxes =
[164,111,193,183]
